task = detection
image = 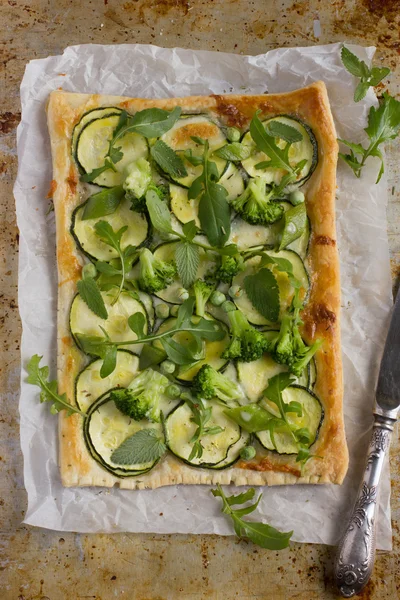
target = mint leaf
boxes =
[81,186,125,220]
[77,277,108,319]
[182,220,199,242]
[341,46,364,78]
[214,142,251,161]
[80,158,117,183]
[198,182,230,248]
[211,484,292,550]
[354,82,370,103]
[100,344,117,379]
[110,428,166,465]
[26,355,85,417]
[175,241,200,288]
[150,139,187,178]
[341,46,391,103]
[129,107,181,138]
[266,121,303,144]
[145,188,174,235]
[243,268,280,322]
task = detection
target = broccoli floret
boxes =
[222,308,269,362]
[148,182,170,202]
[265,300,323,376]
[124,158,152,199]
[192,364,242,403]
[230,177,284,225]
[193,279,214,317]
[110,368,169,422]
[138,247,177,294]
[215,254,244,283]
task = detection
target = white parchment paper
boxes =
[15,42,393,549]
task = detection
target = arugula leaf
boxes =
[214,142,251,161]
[80,158,117,183]
[128,312,146,338]
[94,221,137,302]
[160,336,198,365]
[182,220,199,242]
[211,484,292,550]
[139,345,167,370]
[243,268,280,322]
[110,428,166,465]
[145,188,174,235]
[250,111,296,175]
[341,46,390,102]
[175,241,200,289]
[150,139,188,179]
[339,93,400,182]
[187,140,231,248]
[26,355,85,417]
[77,276,108,320]
[81,186,125,220]
[266,120,303,144]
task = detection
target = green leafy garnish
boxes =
[279,203,307,250]
[150,139,188,179]
[110,428,166,465]
[145,188,175,235]
[94,221,137,303]
[175,241,200,289]
[211,485,293,550]
[76,297,225,376]
[187,140,231,248]
[183,396,224,461]
[243,268,280,322]
[80,158,117,183]
[266,120,303,144]
[26,355,86,417]
[81,186,125,220]
[339,92,400,183]
[341,46,390,102]
[77,273,108,320]
[214,142,251,161]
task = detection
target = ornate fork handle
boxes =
[334,414,395,597]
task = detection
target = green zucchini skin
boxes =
[256,384,324,455]
[83,395,159,477]
[70,195,149,263]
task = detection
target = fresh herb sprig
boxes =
[80,159,117,184]
[183,395,224,461]
[77,266,108,320]
[211,485,293,550]
[186,139,231,247]
[341,46,391,103]
[76,297,225,377]
[93,221,138,303]
[26,355,86,417]
[338,92,400,183]
[111,428,166,465]
[150,139,188,179]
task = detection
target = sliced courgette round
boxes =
[256,385,323,454]
[76,114,149,187]
[160,115,226,187]
[219,163,245,201]
[71,195,149,262]
[72,107,122,166]
[154,314,230,382]
[241,116,318,188]
[75,350,139,412]
[211,431,251,469]
[137,291,155,331]
[152,241,216,304]
[84,395,162,474]
[232,249,309,325]
[70,291,148,353]
[308,357,317,389]
[165,400,241,467]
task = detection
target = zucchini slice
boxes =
[71,195,149,262]
[170,164,244,227]
[232,249,309,325]
[75,350,139,412]
[165,400,241,467]
[84,395,162,474]
[211,431,250,469]
[160,115,226,187]
[308,358,317,389]
[229,205,310,260]
[256,385,323,454]
[154,314,230,382]
[70,291,148,353]
[241,116,318,188]
[137,291,155,331]
[72,107,122,164]
[152,241,216,304]
[76,114,149,187]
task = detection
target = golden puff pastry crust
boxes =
[46,82,348,489]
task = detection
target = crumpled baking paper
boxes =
[15,42,393,549]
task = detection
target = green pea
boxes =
[227,127,241,142]
[82,263,97,280]
[170,305,179,317]
[240,446,256,461]
[166,384,181,398]
[222,300,236,313]
[160,360,176,375]
[155,303,170,319]
[210,290,226,306]
[289,190,305,206]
